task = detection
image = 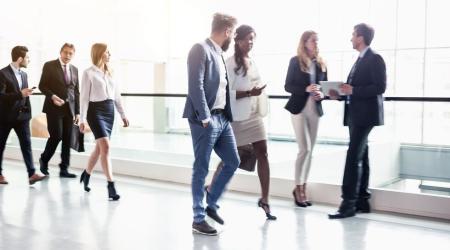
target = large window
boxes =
[164,0,450,146]
[1,0,450,146]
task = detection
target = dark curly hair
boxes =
[234,25,255,77]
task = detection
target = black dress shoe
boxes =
[39,158,49,176]
[328,209,356,219]
[205,206,224,225]
[59,170,77,178]
[328,202,356,219]
[356,200,371,213]
[192,221,218,236]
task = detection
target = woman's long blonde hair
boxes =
[297,31,326,73]
[91,43,112,75]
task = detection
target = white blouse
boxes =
[79,65,126,123]
[226,56,268,121]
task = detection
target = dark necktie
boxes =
[63,65,70,85]
[346,57,361,104]
[348,57,361,85]
[18,71,27,106]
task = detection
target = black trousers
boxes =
[40,108,73,169]
[341,125,373,202]
[0,120,35,177]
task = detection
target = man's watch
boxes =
[246,90,251,97]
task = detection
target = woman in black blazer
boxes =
[284,30,327,207]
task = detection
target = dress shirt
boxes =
[79,65,126,123]
[10,63,23,89]
[59,58,71,82]
[359,46,370,58]
[309,59,316,84]
[209,38,227,110]
[347,46,371,104]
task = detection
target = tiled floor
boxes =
[1,160,449,250]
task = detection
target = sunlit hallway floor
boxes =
[0,159,449,250]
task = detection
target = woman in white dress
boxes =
[208,25,276,220]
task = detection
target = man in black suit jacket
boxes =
[329,23,386,219]
[0,46,47,185]
[38,43,79,178]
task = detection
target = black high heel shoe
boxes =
[292,190,308,207]
[80,170,91,192]
[258,199,277,220]
[107,181,120,201]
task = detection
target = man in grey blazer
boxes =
[183,13,239,235]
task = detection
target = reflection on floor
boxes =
[382,179,450,196]
[25,130,349,184]
[1,160,450,250]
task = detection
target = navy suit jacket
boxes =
[0,65,32,123]
[344,48,386,127]
[284,56,327,116]
[183,39,233,122]
[39,59,80,117]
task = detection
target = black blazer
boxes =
[0,65,32,123]
[39,59,80,117]
[343,48,386,127]
[284,56,327,116]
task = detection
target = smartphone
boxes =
[257,84,267,90]
[31,86,37,90]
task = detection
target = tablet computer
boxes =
[319,81,344,96]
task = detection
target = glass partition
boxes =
[10,94,449,195]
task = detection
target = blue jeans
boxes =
[188,113,240,223]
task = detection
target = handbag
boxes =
[70,124,85,152]
[237,144,257,172]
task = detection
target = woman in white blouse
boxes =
[208,25,276,220]
[79,43,129,201]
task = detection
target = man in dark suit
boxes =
[38,43,79,178]
[329,23,387,219]
[183,13,240,235]
[0,46,47,185]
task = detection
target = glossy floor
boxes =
[0,160,449,250]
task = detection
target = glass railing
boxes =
[6,93,450,196]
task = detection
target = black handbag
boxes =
[237,144,257,172]
[70,124,85,152]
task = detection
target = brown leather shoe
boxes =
[29,173,47,185]
[0,175,8,184]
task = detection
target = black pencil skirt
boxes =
[87,99,114,139]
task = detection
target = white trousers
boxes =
[291,97,320,185]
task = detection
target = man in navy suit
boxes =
[329,23,387,219]
[183,13,239,235]
[0,46,47,185]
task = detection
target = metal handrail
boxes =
[33,92,450,102]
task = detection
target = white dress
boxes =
[227,58,267,146]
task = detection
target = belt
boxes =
[211,109,224,115]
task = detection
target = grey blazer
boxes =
[182,39,233,122]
